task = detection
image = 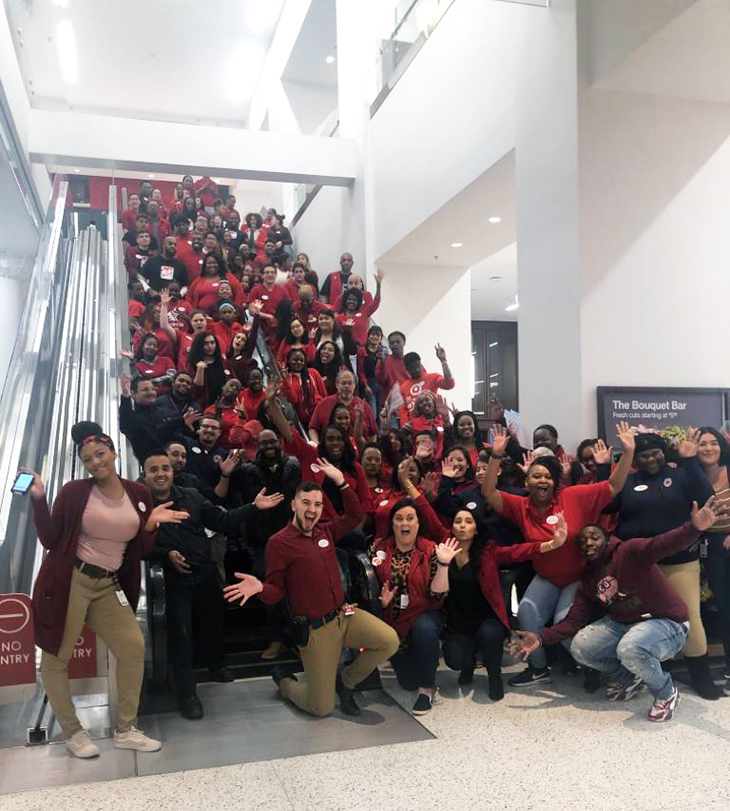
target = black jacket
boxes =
[229,454,301,547]
[151,485,260,584]
[119,396,186,462]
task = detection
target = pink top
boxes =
[76,486,140,572]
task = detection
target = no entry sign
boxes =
[0,594,35,687]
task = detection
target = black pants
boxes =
[390,611,444,690]
[705,538,730,671]
[443,618,507,675]
[165,568,226,697]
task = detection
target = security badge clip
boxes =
[343,604,356,616]
[399,593,409,610]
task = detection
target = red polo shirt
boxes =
[259,484,364,619]
[295,300,323,339]
[309,394,378,439]
[498,481,613,587]
[376,354,409,392]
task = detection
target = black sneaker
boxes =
[412,693,434,715]
[208,667,235,683]
[582,668,602,693]
[271,666,297,688]
[336,674,361,716]
[724,674,730,697]
[458,668,474,686]
[179,694,204,720]
[508,666,551,687]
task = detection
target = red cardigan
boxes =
[31,479,156,655]
[371,535,442,639]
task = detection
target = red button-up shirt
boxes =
[499,481,613,587]
[260,484,364,619]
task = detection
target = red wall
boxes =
[60,175,228,211]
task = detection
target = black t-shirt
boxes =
[141,255,189,291]
[446,558,497,635]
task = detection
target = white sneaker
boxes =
[66,730,100,759]
[113,726,161,752]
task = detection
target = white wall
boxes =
[291,185,347,276]
[368,0,528,259]
[579,88,730,432]
[375,263,472,411]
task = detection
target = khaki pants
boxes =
[659,559,706,657]
[40,567,145,738]
[280,608,399,717]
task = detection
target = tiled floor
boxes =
[2,663,729,811]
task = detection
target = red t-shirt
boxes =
[398,372,455,424]
[295,300,323,339]
[132,327,174,361]
[128,299,146,322]
[211,320,244,356]
[335,294,380,346]
[498,481,614,587]
[309,395,378,439]
[377,354,409,392]
[135,356,175,394]
[180,250,205,283]
[248,283,290,324]
[121,209,138,232]
[236,388,266,420]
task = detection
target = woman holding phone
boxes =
[22,421,188,759]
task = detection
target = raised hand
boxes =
[592,439,613,466]
[316,456,345,487]
[509,630,541,660]
[441,458,458,479]
[615,421,635,452]
[265,378,281,402]
[397,456,416,489]
[120,349,134,360]
[380,580,397,608]
[435,395,451,422]
[160,288,171,306]
[374,268,385,285]
[551,513,568,549]
[253,488,286,510]
[436,537,461,565]
[691,496,726,532]
[168,550,191,575]
[518,449,535,475]
[248,299,263,316]
[182,407,199,431]
[422,471,439,501]
[490,425,510,457]
[223,572,264,606]
[561,455,575,478]
[220,449,244,477]
[435,343,447,363]
[678,427,701,459]
[149,501,190,526]
[120,373,132,398]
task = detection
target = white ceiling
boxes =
[470,243,518,322]
[378,150,516,269]
[7,0,285,126]
[594,0,730,105]
[282,0,337,89]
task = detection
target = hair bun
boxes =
[71,421,104,445]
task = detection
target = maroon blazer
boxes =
[31,478,157,655]
[475,541,543,630]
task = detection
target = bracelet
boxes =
[491,452,504,460]
[220,473,230,479]
[437,561,449,568]
[338,482,349,490]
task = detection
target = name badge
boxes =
[374,487,383,494]
[399,593,409,610]
[138,501,147,512]
[192,446,202,454]
[161,266,174,280]
[466,502,477,510]
[262,294,269,300]
[372,557,382,566]
[116,590,129,607]
[379,500,389,507]
[546,515,559,525]
[634,484,648,492]
[376,550,386,560]
[663,478,672,488]
[318,539,329,548]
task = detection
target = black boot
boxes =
[179,694,204,720]
[487,671,504,701]
[582,668,602,693]
[685,655,721,700]
[336,673,361,716]
[458,668,474,686]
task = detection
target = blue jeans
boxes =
[570,616,688,700]
[390,611,444,690]
[517,575,579,669]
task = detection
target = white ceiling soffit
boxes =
[378,150,516,270]
[281,0,337,89]
[7,0,286,126]
[470,243,518,322]
[593,0,730,105]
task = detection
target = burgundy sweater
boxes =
[541,524,697,646]
[31,478,156,655]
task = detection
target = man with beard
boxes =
[141,236,188,293]
[229,430,301,660]
[224,458,399,718]
[180,233,206,283]
[143,450,284,719]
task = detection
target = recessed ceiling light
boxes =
[488,216,502,224]
[73,168,80,173]
[450,242,463,248]
[325,55,335,64]
[148,174,155,178]
[505,295,519,312]
[489,275,502,281]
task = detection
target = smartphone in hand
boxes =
[11,472,34,495]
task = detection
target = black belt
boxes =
[309,606,342,630]
[75,558,117,580]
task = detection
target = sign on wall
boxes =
[0,594,35,687]
[597,387,729,444]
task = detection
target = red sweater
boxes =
[398,372,455,424]
[541,524,698,646]
[280,368,327,426]
[309,394,377,440]
[259,484,364,619]
[31,479,156,655]
[135,355,175,394]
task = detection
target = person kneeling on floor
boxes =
[144,450,284,720]
[224,458,399,718]
[511,496,726,722]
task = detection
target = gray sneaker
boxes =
[66,730,100,759]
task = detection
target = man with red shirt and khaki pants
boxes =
[225,458,399,717]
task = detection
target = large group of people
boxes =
[20,174,730,760]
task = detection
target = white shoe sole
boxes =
[114,740,162,752]
[66,746,100,759]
